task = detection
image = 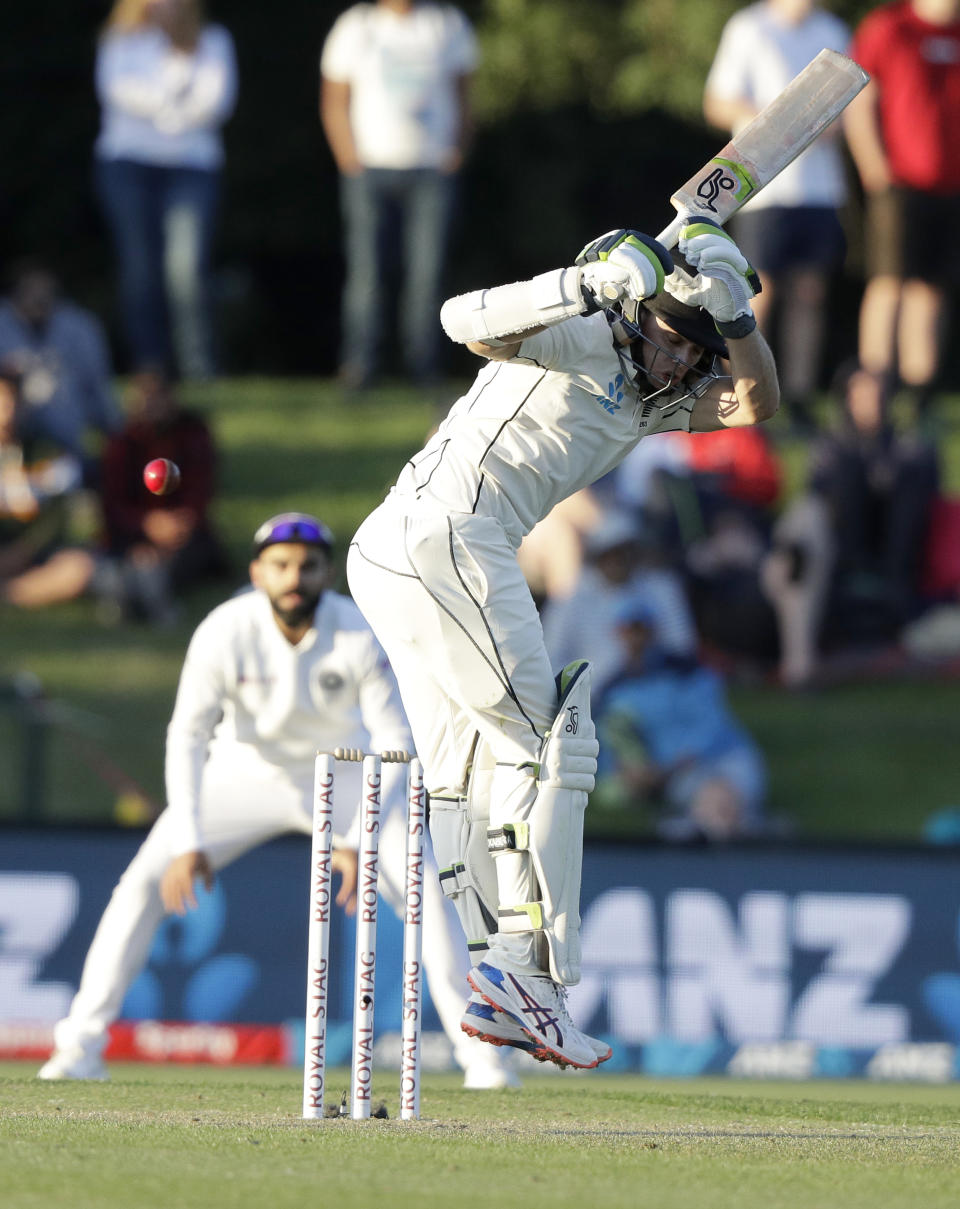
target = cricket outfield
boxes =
[3,1062,959,1209]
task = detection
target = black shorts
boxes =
[865,186,960,283]
[732,205,846,275]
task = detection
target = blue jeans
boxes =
[339,168,458,384]
[95,157,221,378]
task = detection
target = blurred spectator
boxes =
[94,0,238,379]
[0,369,99,608]
[320,0,478,391]
[515,486,605,609]
[542,511,697,693]
[704,0,851,433]
[678,425,784,667]
[594,595,768,841]
[844,0,960,424]
[0,260,121,483]
[99,370,228,623]
[613,426,784,670]
[762,362,940,685]
[611,431,692,523]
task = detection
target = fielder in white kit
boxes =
[39,512,514,1088]
[348,224,780,1068]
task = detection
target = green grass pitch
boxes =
[3,1062,960,1209]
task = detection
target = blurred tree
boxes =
[472,0,740,120]
[471,1,876,119]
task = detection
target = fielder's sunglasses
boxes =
[254,513,334,552]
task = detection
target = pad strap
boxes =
[499,902,545,933]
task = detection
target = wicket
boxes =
[302,747,425,1121]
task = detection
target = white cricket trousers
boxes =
[348,503,561,975]
[53,747,490,1073]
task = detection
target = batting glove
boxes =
[672,218,761,337]
[577,229,673,310]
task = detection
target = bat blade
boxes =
[658,48,869,248]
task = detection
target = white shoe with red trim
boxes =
[467,962,611,1070]
[461,991,540,1056]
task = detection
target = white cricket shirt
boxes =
[164,588,411,853]
[392,313,695,548]
[320,2,477,169]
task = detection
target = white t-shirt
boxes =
[320,2,477,168]
[391,313,695,549]
[705,3,850,208]
[95,24,237,169]
[164,588,412,852]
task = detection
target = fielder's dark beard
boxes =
[270,591,321,628]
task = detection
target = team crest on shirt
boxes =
[591,373,624,415]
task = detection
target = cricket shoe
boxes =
[462,991,611,1065]
[468,962,611,1070]
[37,1047,108,1081]
[461,991,539,1056]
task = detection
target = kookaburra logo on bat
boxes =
[696,164,741,212]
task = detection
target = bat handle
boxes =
[656,213,687,251]
[601,283,622,301]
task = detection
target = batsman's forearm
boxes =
[725,329,780,426]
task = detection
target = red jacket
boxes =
[682,427,782,509]
[852,2,960,193]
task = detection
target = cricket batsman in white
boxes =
[39,513,514,1088]
[347,222,780,1068]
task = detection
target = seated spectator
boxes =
[616,424,785,670]
[763,362,940,686]
[0,260,121,483]
[542,511,697,694]
[99,370,228,623]
[0,369,99,608]
[516,486,606,609]
[594,595,768,841]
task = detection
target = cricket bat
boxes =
[656,48,869,250]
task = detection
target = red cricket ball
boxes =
[143,458,182,496]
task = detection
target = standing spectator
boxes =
[99,370,227,624]
[845,0,960,423]
[320,0,478,391]
[0,260,121,483]
[94,0,238,379]
[704,0,851,432]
